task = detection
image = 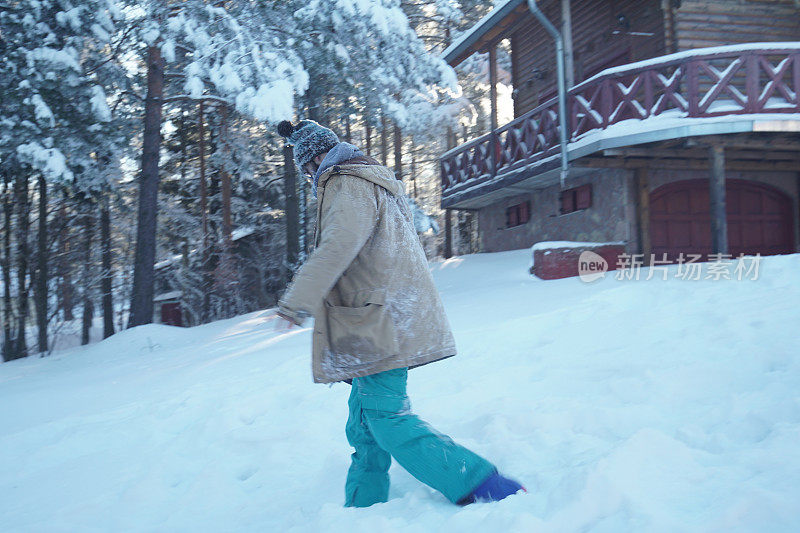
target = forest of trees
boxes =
[0,0,509,361]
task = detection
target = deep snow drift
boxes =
[1,249,799,532]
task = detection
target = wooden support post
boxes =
[444,127,456,259]
[489,44,499,133]
[661,0,678,54]
[634,167,652,265]
[489,42,499,176]
[445,211,453,259]
[709,144,729,255]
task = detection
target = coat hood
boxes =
[317,163,405,198]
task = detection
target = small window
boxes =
[506,201,530,228]
[560,184,592,214]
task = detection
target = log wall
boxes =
[674,0,800,51]
[511,0,666,117]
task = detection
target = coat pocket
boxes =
[325,290,399,364]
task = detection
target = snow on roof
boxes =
[153,291,182,302]
[441,0,524,66]
[231,226,255,241]
[154,254,184,270]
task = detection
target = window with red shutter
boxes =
[560,190,575,213]
[505,201,530,228]
[560,184,592,214]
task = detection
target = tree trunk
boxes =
[81,211,94,345]
[410,139,418,198]
[14,173,30,359]
[101,194,114,339]
[381,114,388,166]
[365,119,372,156]
[34,175,48,354]
[393,124,402,180]
[218,104,236,316]
[284,144,300,279]
[198,100,210,322]
[307,80,324,123]
[2,174,12,361]
[128,45,164,328]
[58,201,74,321]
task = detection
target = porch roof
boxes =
[442,0,529,66]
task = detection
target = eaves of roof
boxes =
[441,0,526,66]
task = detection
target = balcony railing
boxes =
[441,43,800,199]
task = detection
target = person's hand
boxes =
[274,310,300,332]
[274,315,296,332]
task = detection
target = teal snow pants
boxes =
[344,367,496,507]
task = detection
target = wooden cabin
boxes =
[441,0,800,262]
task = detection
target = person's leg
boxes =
[354,368,496,504]
[344,377,392,507]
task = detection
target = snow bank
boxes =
[1,250,799,531]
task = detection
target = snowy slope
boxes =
[1,249,799,532]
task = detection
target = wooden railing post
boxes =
[794,52,800,111]
[687,60,699,117]
[745,52,759,113]
[601,80,612,128]
[489,42,499,176]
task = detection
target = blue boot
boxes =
[457,470,525,505]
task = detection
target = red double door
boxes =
[650,178,795,261]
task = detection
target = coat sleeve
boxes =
[277,175,378,323]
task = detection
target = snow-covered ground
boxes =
[2,249,799,532]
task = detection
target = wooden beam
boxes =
[580,156,800,172]
[489,44,499,132]
[445,211,453,259]
[709,145,729,255]
[489,42,499,176]
[603,147,800,161]
[444,128,456,259]
[685,134,800,151]
[634,167,652,266]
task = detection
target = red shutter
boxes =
[506,206,517,227]
[576,184,592,210]
[520,201,530,224]
[561,191,575,213]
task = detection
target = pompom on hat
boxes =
[277,119,339,169]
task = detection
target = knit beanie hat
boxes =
[277,120,339,169]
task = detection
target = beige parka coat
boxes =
[277,160,456,383]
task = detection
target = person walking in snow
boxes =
[274,119,524,507]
